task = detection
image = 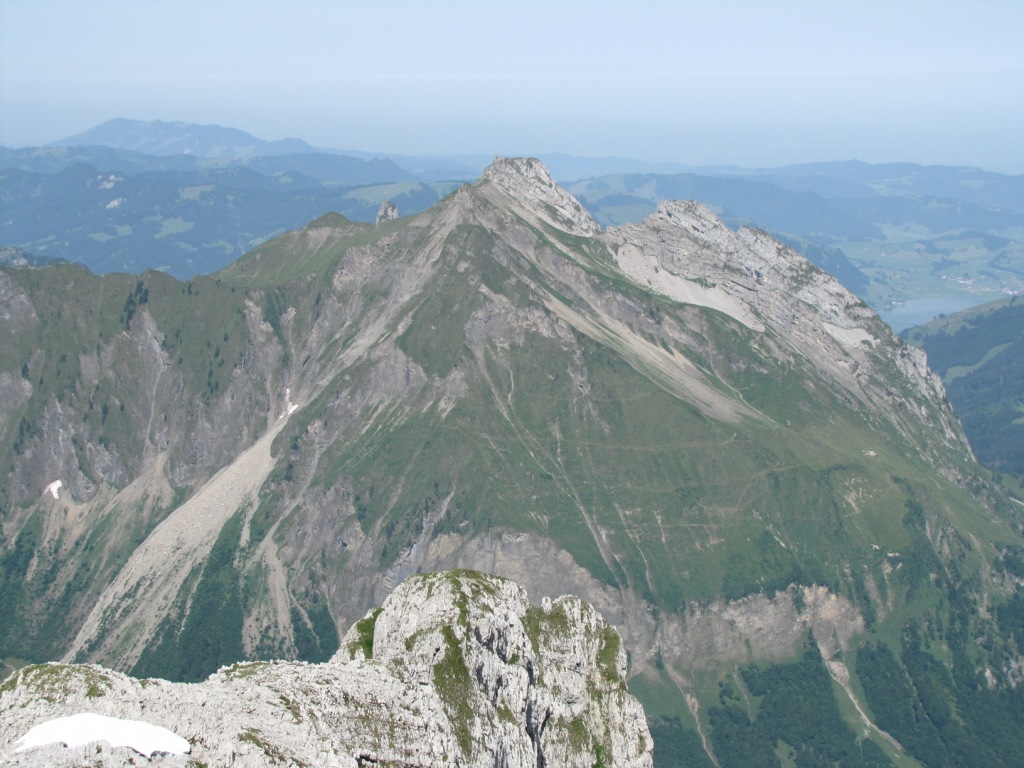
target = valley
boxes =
[1,148,1023,766]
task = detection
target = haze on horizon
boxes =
[1,0,1022,173]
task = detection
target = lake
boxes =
[877,296,990,331]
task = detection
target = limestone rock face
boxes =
[480,157,601,236]
[0,570,652,768]
[610,198,964,460]
[375,199,399,224]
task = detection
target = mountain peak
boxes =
[481,156,556,186]
[49,118,317,159]
[478,157,601,236]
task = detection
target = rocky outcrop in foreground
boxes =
[0,570,652,767]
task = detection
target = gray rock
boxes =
[0,570,652,767]
[375,200,399,224]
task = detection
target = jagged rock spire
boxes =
[375,200,399,225]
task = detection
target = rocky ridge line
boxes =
[480,156,602,236]
[0,570,652,768]
[610,198,963,456]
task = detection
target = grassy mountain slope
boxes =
[0,264,286,664]
[2,160,1023,766]
[904,297,1024,477]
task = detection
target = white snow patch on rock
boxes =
[44,480,62,500]
[282,387,298,417]
[15,712,189,756]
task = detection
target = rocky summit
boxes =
[0,570,652,767]
[1,158,1023,766]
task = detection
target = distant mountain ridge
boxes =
[6,118,1023,324]
[0,148,445,276]
[51,118,323,159]
[1,144,413,185]
[735,159,1024,214]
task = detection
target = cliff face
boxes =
[609,199,962,460]
[0,570,652,767]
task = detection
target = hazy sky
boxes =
[2,0,1022,171]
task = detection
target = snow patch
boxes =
[44,480,62,500]
[15,712,190,756]
[282,387,298,418]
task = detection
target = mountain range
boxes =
[3,155,1023,766]
[51,118,327,159]
[4,119,1022,330]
